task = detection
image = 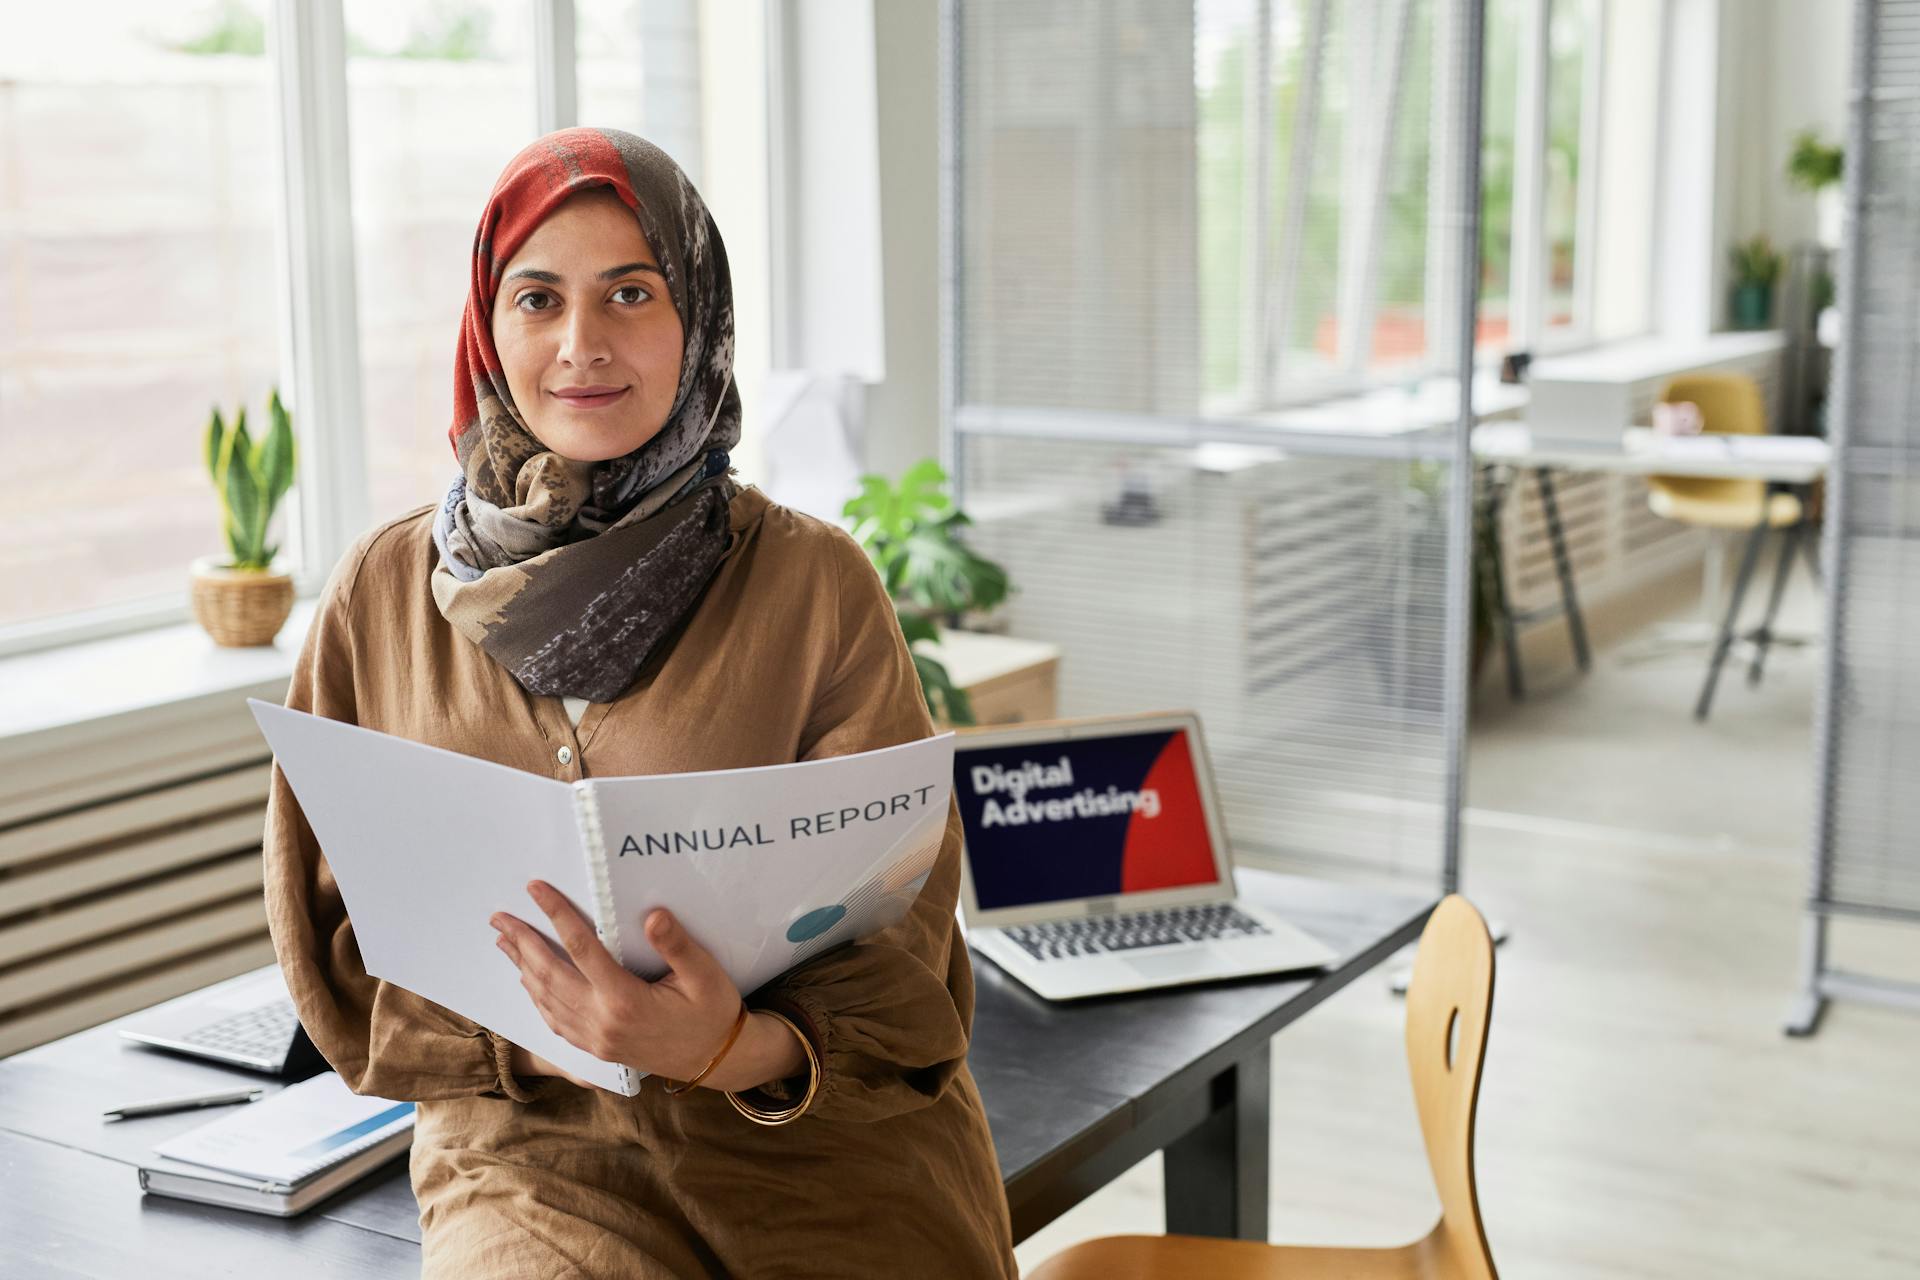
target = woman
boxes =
[262,126,1018,1279]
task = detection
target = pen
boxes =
[102,1085,265,1121]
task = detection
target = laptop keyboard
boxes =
[1004,902,1271,963]
[180,998,298,1061]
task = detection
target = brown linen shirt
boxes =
[261,484,1019,1279]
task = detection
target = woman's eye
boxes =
[517,291,554,313]
[614,285,649,304]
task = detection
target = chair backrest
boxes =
[1647,371,1770,510]
[1660,371,1768,436]
[1403,894,1498,1280]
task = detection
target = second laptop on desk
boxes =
[953,710,1334,1000]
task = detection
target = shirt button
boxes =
[557,746,574,765]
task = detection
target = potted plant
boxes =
[1786,128,1844,249]
[843,458,1012,726]
[1728,234,1783,330]
[1408,461,1503,692]
[191,388,298,646]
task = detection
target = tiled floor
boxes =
[1013,577,1920,1278]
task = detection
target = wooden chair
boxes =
[1025,895,1498,1280]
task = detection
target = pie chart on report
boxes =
[786,904,848,942]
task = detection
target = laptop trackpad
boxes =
[1124,950,1216,982]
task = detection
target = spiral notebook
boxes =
[148,1071,415,1191]
[247,700,956,1097]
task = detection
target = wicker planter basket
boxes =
[190,555,295,647]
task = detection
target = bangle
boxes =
[663,1002,750,1096]
[725,1009,820,1126]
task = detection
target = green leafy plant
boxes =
[203,388,297,571]
[1408,461,1503,686]
[1786,129,1844,192]
[1729,234,1784,288]
[1812,267,1836,314]
[844,458,1012,726]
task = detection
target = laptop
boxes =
[954,710,1337,1000]
[119,966,327,1076]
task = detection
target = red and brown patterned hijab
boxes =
[430,126,741,703]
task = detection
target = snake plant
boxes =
[203,388,297,571]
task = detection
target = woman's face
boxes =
[490,189,685,464]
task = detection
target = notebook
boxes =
[138,1072,415,1217]
[246,700,956,1096]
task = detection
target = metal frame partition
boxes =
[1791,0,1920,1035]
[939,0,1484,895]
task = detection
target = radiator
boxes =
[0,701,279,1057]
[1498,469,1703,617]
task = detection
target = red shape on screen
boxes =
[1118,732,1217,893]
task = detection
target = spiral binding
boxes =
[571,781,640,1094]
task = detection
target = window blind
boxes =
[1813,0,1920,922]
[946,0,1483,885]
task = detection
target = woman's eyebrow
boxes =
[503,261,663,284]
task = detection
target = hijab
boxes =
[430,126,741,703]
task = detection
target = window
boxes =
[1196,0,1611,413]
[1494,0,1601,352]
[3,0,772,655]
[1199,0,1443,406]
[1480,0,1525,351]
[1196,1,1251,399]
[0,2,279,634]
[344,0,537,524]
[1541,0,1592,336]
[576,0,702,183]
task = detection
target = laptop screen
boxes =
[954,725,1223,911]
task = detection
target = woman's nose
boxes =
[557,306,611,367]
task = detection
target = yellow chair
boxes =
[1025,895,1499,1280]
[1646,372,1802,529]
[1646,373,1819,719]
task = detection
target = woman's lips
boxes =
[551,387,630,410]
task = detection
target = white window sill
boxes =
[1526,329,1787,383]
[0,599,320,746]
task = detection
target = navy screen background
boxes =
[954,729,1218,910]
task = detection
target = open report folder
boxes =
[247,700,955,1096]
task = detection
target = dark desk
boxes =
[0,870,1430,1275]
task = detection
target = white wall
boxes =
[1649,0,1849,337]
[759,0,933,486]
[1743,0,1851,252]
[865,0,943,483]
[697,0,772,485]
[780,0,887,385]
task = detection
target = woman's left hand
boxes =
[490,880,745,1086]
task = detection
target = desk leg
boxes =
[1163,1041,1271,1241]
[1747,518,1805,688]
[1534,468,1592,672]
[1696,523,1769,721]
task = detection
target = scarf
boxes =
[430,126,742,703]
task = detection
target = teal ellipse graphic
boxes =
[786,904,848,943]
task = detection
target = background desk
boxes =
[0,870,1433,1276]
[1470,422,1829,700]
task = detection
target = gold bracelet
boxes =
[663,1002,750,1096]
[725,1008,820,1125]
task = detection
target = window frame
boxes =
[0,0,634,659]
[1206,0,1612,424]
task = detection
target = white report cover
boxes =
[248,700,955,1096]
[151,1071,415,1188]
